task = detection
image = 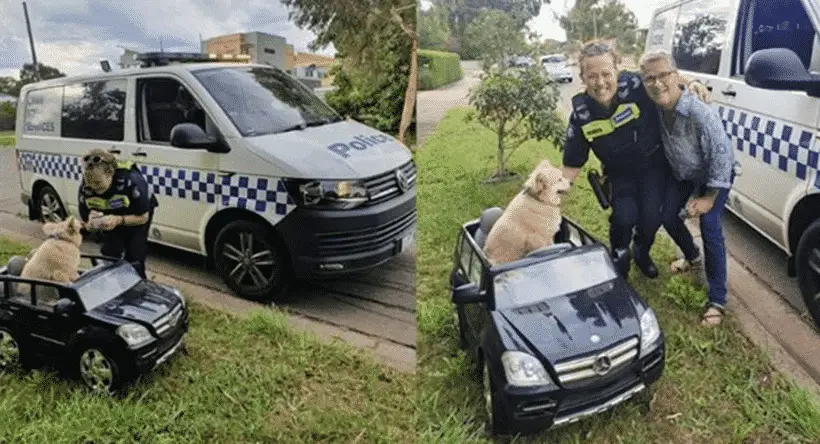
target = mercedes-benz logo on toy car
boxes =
[592,355,613,375]
[590,334,600,344]
[395,168,410,192]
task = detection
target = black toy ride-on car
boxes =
[451,208,666,436]
[0,254,189,395]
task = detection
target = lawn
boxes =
[416,107,820,443]
[0,237,414,443]
[0,131,14,147]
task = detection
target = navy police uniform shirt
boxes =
[78,162,158,225]
[563,71,664,177]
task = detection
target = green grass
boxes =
[0,237,414,444]
[416,107,820,443]
[0,131,14,147]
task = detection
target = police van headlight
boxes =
[284,179,369,210]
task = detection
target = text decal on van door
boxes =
[327,134,392,158]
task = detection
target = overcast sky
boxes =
[0,0,335,79]
[420,0,679,41]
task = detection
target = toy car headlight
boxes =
[640,308,661,356]
[501,351,552,387]
[117,323,154,347]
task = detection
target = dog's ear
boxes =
[65,216,78,234]
[535,171,549,192]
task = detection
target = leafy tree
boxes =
[560,0,638,53]
[467,66,565,181]
[0,63,65,97]
[463,10,526,71]
[420,4,452,50]
[0,101,16,131]
[281,0,417,145]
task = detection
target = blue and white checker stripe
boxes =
[138,165,296,218]
[718,105,820,188]
[18,152,83,181]
[17,152,297,222]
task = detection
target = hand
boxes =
[88,210,105,220]
[688,81,711,103]
[686,197,714,217]
[98,215,122,231]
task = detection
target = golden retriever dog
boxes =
[17,216,84,304]
[483,159,571,265]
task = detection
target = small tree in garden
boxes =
[467,66,565,182]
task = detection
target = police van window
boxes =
[21,86,63,137]
[672,0,732,75]
[733,0,818,76]
[137,78,210,144]
[646,6,680,52]
[192,66,342,138]
[61,80,127,141]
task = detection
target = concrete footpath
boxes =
[0,222,415,373]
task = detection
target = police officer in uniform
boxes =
[561,40,709,278]
[78,148,158,279]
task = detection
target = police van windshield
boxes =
[192,66,342,137]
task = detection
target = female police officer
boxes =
[77,148,158,279]
[561,40,709,278]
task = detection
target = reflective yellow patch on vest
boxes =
[116,161,134,170]
[580,103,641,142]
[85,194,131,211]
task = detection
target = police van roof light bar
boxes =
[135,52,252,67]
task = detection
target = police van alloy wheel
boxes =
[795,219,820,329]
[36,185,66,223]
[213,220,289,302]
[0,328,21,369]
[78,346,122,394]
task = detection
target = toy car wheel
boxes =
[36,185,67,223]
[630,385,655,415]
[795,219,820,330]
[77,346,123,395]
[213,220,291,303]
[0,328,21,369]
[483,357,511,436]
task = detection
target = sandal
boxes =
[700,304,725,326]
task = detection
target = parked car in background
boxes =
[508,55,536,69]
[541,54,573,83]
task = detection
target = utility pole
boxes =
[593,8,598,40]
[160,37,164,53]
[22,1,40,81]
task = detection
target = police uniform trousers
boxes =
[99,209,154,279]
[606,151,667,267]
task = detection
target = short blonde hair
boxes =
[638,50,677,71]
[578,39,622,76]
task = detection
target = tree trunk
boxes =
[497,127,505,178]
[399,34,418,148]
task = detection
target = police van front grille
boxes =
[553,337,639,384]
[316,209,417,256]
[364,161,416,205]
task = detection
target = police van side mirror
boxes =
[170,123,229,152]
[744,48,820,97]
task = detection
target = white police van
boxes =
[646,0,820,328]
[14,52,416,302]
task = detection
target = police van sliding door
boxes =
[718,0,820,247]
[121,75,222,253]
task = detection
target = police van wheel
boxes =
[795,219,820,329]
[36,185,66,223]
[213,220,290,302]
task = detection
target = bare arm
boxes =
[562,166,582,184]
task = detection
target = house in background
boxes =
[292,52,336,87]
[201,32,288,71]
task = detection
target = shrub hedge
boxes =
[419,50,463,90]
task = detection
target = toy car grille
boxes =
[153,303,184,337]
[363,160,416,205]
[553,337,639,384]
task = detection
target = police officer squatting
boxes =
[78,149,158,279]
[559,40,711,284]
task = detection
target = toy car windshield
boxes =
[72,262,142,311]
[493,246,619,309]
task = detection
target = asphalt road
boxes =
[0,148,416,371]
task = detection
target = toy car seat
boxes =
[475,207,503,248]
